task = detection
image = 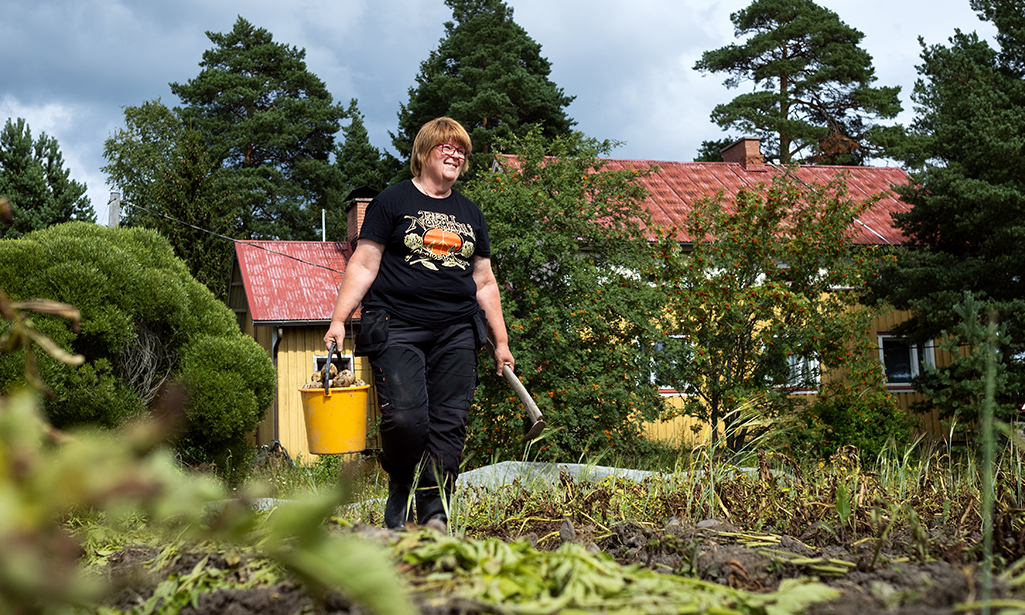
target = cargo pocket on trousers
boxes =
[355,309,389,357]
[472,308,489,353]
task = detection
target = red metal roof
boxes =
[234,241,352,324]
[597,158,913,245]
[234,158,912,323]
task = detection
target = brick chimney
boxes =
[344,187,379,249]
[721,137,765,170]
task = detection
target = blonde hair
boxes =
[411,117,472,178]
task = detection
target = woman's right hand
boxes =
[324,320,346,349]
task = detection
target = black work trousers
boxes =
[370,315,478,521]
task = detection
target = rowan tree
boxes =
[462,130,665,463]
[148,130,240,301]
[102,99,182,224]
[870,0,1025,425]
[694,0,902,164]
[646,173,910,455]
[393,0,575,176]
[0,118,94,239]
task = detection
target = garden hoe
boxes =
[486,338,546,440]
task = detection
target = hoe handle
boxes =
[501,363,544,425]
[486,338,545,426]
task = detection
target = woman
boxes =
[324,117,514,529]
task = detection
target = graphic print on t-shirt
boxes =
[402,210,476,271]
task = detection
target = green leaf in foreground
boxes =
[396,531,840,614]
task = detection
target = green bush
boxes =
[462,131,665,463]
[0,222,276,472]
[781,391,919,461]
[177,334,277,476]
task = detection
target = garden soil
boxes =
[99,462,1013,614]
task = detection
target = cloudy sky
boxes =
[1,0,997,224]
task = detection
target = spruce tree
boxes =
[693,137,736,162]
[694,0,902,164]
[327,100,398,242]
[0,118,94,239]
[336,99,394,195]
[170,17,346,240]
[393,0,575,176]
[871,0,1025,424]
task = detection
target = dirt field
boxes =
[99,510,1015,615]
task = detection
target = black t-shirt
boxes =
[358,180,491,326]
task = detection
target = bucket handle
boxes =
[324,341,338,396]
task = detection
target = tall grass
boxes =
[250,389,1023,580]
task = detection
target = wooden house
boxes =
[604,138,946,446]
[230,140,946,457]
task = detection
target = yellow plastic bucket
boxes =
[299,384,372,454]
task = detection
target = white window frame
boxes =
[781,353,820,394]
[649,335,696,397]
[877,334,935,389]
[313,352,354,374]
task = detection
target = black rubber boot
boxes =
[415,481,451,526]
[384,474,414,529]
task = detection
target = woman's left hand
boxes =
[492,340,515,376]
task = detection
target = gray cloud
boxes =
[0,0,998,223]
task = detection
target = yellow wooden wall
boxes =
[640,308,961,448]
[250,322,380,462]
[642,396,714,448]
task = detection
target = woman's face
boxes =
[423,141,467,184]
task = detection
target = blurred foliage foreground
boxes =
[0,276,412,615]
[0,249,845,615]
[0,383,844,615]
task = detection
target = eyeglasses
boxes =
[436,143,468,159]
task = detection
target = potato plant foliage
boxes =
[0,222,276,473]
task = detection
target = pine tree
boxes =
[393,0,575,176]
[0,118,94,239]
[170,17,346,240]
[694,0,902,164]
[871,0,1025,424]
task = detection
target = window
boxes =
[647,336,695,396]
[313,353,353,374]
[878,335,934,387]
[760,334,818,393]
[783,353,820,393]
